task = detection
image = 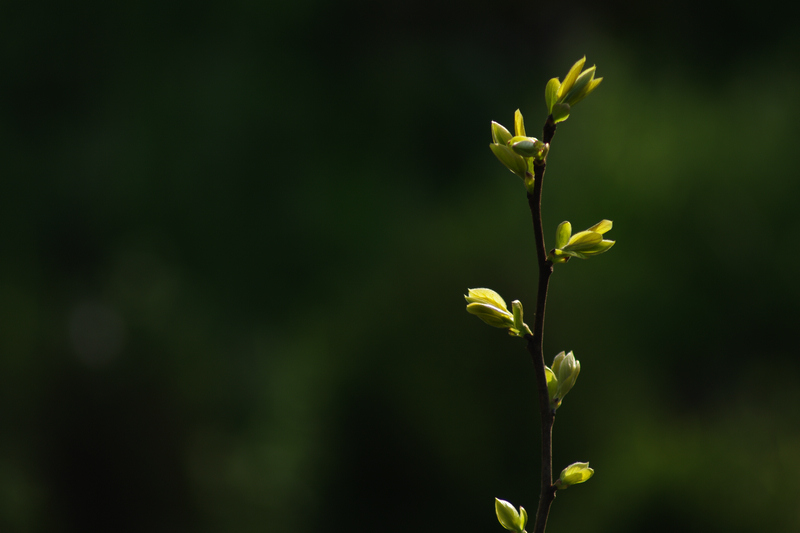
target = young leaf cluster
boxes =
[489,110,548,193]
[545,56,603,124]
[465,288,531,337]
[544,351,580,411]
[550,220,615,263]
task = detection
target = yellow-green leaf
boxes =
[489,143,527,178]
[551,102,570,123]
[556,56,586,100]
[545,366,558,401]
[581,239,615,256]
[519,506,528,531]
[563,66,595,106]
[586,219,612,234]
[545,77,560,113]
[465,288,508,311]
[563,230,602,251]
[570,76,602,106]
[555,221,572,249]
[514,109,526,137]
[466,303,514,329]
[552,351,566,374]
[491,121,513,145]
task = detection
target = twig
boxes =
[525,116,557,533]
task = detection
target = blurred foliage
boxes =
[2,0,800,532]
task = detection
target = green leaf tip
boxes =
[514,109,526,137]
[491,121,513,145]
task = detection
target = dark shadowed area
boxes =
[3,1,800,531]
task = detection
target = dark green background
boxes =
[3,1,800,531]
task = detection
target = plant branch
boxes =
[525,116,558,533]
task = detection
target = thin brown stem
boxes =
[524,117,558,533]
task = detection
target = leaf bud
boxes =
[549,220,615,262]
[547,56,602,122]
[508,136,548,160]
[556,462,594,489]
[495,498,527,533]
[546,351,580,410]
[465,288,514,329]
[554,350,580,403]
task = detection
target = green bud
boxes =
[507,135,534,152]
[553,351,580,404]
[490,109,549,181]
[556,351,579,384]
[491,121,513,145]
[549,56,601,121]
[495,498,527,533]
[556,462,594,489]
[548,351,579,411]
[509,140,537,158]
[508,136,548,160]
[489,143,528,179]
